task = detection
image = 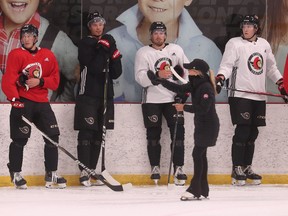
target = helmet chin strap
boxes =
[21,38,38,53]
[242,33,255,41]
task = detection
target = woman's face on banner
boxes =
[0,0,39,25]
[138,0,192,24]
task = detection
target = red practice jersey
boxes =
[2,47,59,102]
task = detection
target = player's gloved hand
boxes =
[16,74,29,90]
[277,78,288,103]
[147,70,162,85]
[111,49,122,60]
[215,74,225,94]
[98,34,116,52]
[11,98,24,108]
[172,65,184,80]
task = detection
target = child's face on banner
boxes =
[0,0,39,25]
[138,0,192,24]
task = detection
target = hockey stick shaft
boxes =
[222,86,288,99]
[101,59,109,172]
[167,111,179,185]
[99,59,123,186]
[21,115,126,191]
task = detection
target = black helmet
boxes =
[20,24,39,39]
[87,11,106,27]
[149,21,167,34]
[240,15,260,29]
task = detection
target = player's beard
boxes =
[152,38,165,47]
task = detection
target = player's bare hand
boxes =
[173,103,184,111]
[26,78,40,88]
[158,69,172,79]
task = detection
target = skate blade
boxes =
[174,179,186,186]
[231,178,246,186]
[90,180,104,186]
[80,180,92,187]
[45,182,66,189]
[246,179,261,185]
[180,192,201,201]
[15,184,28,190]
[152,179,159,185]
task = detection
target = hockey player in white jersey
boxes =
[135,21,189,185]
[216,15,287,186]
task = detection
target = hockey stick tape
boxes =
[170,67,188,84]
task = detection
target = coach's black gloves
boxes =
[147,70,162,85]
[215,74,225,94]
[276,78,288,103]
[172,65,184,81]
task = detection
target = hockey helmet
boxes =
[20,24,39,39]
[240,15,260,29]
[149,21,167,34]
[87,11,106,27]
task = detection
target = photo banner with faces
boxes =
[41,0,288,103]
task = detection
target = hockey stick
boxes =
[170,67,188,84]
[222,86,288,100]
[21,115,131,192]
[167,97,182,187]
[99,59,124,185]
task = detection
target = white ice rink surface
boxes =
[0,184,287,216]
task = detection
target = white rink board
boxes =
[0,103,287,176]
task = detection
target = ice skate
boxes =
[180,191,201,201]
[243,165,262,185]
[174,166,187,186]
[11,172,27,189]
[45,171,67,189]
[90,170,105,186]
[150,166,160,185]
[79,170,91,187]
[231,166,247,186]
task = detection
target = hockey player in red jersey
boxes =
[1,24,66,189]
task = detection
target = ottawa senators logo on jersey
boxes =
[155,57,172,71]
[248,52,263,75]
[22,62,42,78]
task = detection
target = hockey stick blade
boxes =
[170,67,188,84]
[21,115,130,192]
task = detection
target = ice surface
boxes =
[0,185,287,216]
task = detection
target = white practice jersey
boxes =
[135,43,189,103]
[218,37,282,101]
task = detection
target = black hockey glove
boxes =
[98,34,115,52]
[16,74,29,91]
[172,65,184,81]
[215,74,225,94]
[147,70,162,85]
[277,78,288,103]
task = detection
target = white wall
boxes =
[0,103,287,176]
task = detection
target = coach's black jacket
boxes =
[159,75,219,147]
